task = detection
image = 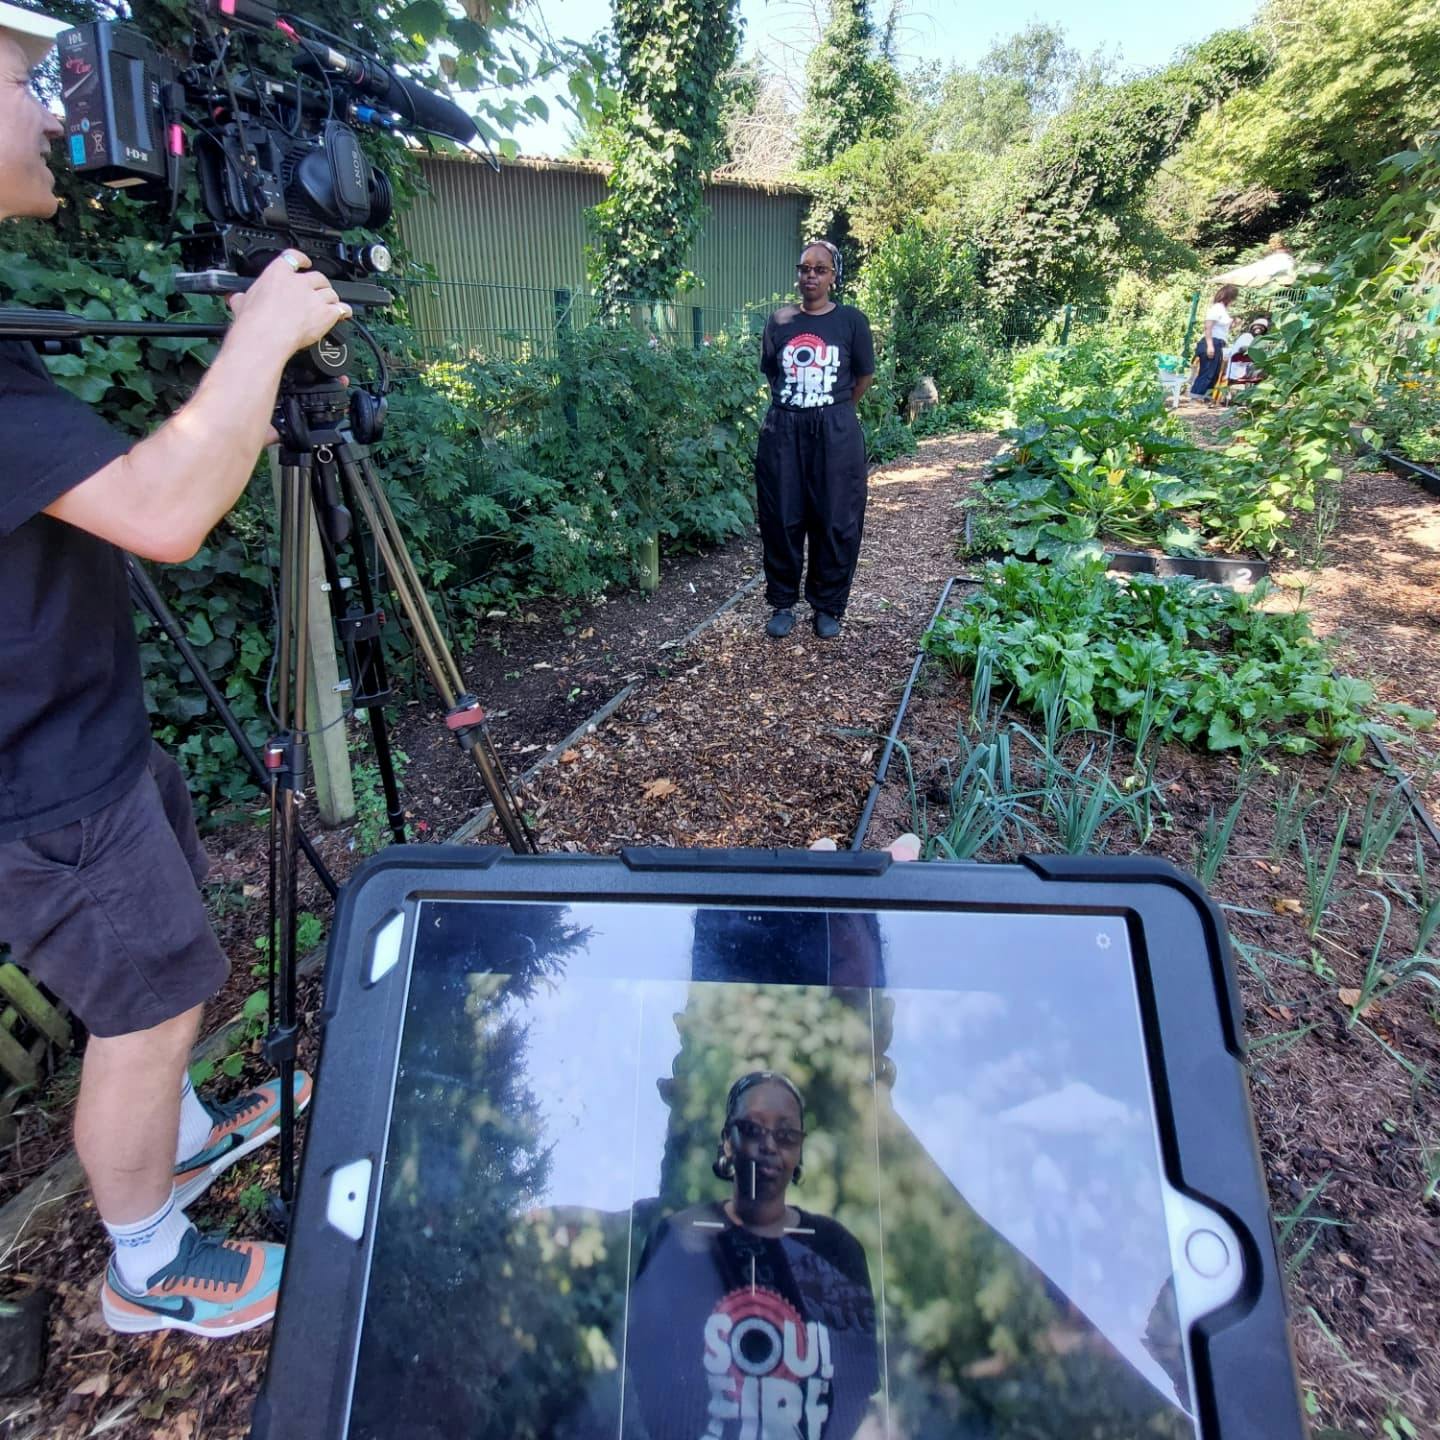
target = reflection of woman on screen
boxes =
[624,1072,879,1440]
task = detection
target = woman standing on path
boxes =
[1190,283,1240,399]
[755,242,876,641]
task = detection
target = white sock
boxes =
[175,1074,214,1163]
[106,1194,194,1292]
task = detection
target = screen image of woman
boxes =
[623,1071,879,1440]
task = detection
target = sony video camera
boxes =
[55,0,478,300]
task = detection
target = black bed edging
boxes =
[848,576,980,852]
[1380,450,1440,498]
[961,516,1268,583]
[1103,549,1270,584]
[1368,732,1440,855]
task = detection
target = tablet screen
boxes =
[346,900,1196,1440]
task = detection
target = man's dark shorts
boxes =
[0,744,229,1038]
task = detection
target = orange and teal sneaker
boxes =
[101,1228,285,1337]
[173,1071,313,1209]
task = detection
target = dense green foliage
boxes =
[853,224,1000,418]
[967,136,1440,563]
[924,560,1376,759]
[1159,0,1440,256]
[377,327,766,602]
[987,402,1217,560]
[974,32,1270,307]
[1223,138,1440,533]
[971,335,1281,560]
[589,0,739,307]
[1371,378,1440,463]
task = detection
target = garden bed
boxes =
[1380,450,1440,499]
[863,448,1440,1437]
[4,429,1439,1439]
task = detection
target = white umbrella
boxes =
[1211,250,1300,288]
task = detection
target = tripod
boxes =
[262,340,536,1219]
[1,300,536,1225]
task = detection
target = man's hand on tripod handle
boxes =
[43,250,353,564]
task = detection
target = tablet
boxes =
[251,848,1304,1440]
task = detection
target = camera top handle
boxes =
[173,269,393,311]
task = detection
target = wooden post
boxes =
[637,533,660,592]
[268,452,356,826]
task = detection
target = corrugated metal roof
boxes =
[424,149,810,197]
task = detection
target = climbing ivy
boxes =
[589,0,740,309]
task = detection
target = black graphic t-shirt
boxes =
[0,342,148,841]
[760,305,876,410]
[624,1203,878,1440]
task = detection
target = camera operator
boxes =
[0,3,351,1338]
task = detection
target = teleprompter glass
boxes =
[346,900,1197,1440]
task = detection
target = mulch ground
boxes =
[3,428,1439,1438]
[867,444,1440,1437]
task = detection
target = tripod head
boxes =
[0,305,389,452]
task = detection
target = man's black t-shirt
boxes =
[623,1203,879,1440]
[760,304,875,410]
[0,341,148,841]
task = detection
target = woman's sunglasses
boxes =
[796,264,833,277]
[730,1118,805,1148]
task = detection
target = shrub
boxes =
[985,402,1218,560]
[1369,375,1440,462]
[854,222,992,410]
[377,325,768,609]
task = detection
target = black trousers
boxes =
[754,403,868,617]
[1191,337,1226,396]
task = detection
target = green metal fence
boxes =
[393,277,770,367]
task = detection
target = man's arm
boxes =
[44,252,351,564]
[851,374,874,404]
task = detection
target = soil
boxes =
[867,445,1440,1438]
[4,426,1440,1438]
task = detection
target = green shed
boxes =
[394,154,807,357]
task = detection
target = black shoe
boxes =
[766,608,795,639]
[813,611,841,640]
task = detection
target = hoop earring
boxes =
[713,1145,736,1182]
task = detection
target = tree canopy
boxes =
[1159,0,1440,256]
[796,0,901,170]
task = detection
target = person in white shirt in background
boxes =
[1190,284,1239,398]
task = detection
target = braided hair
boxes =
[712,1070,807,1185]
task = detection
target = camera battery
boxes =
[58,23,173,191]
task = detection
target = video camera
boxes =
[55,0,479,301]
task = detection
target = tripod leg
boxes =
[265,456,315,1222]
[126,560,338,900]
[312,461,407,847]
[339,447,537,853]
[342,455,461,704]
